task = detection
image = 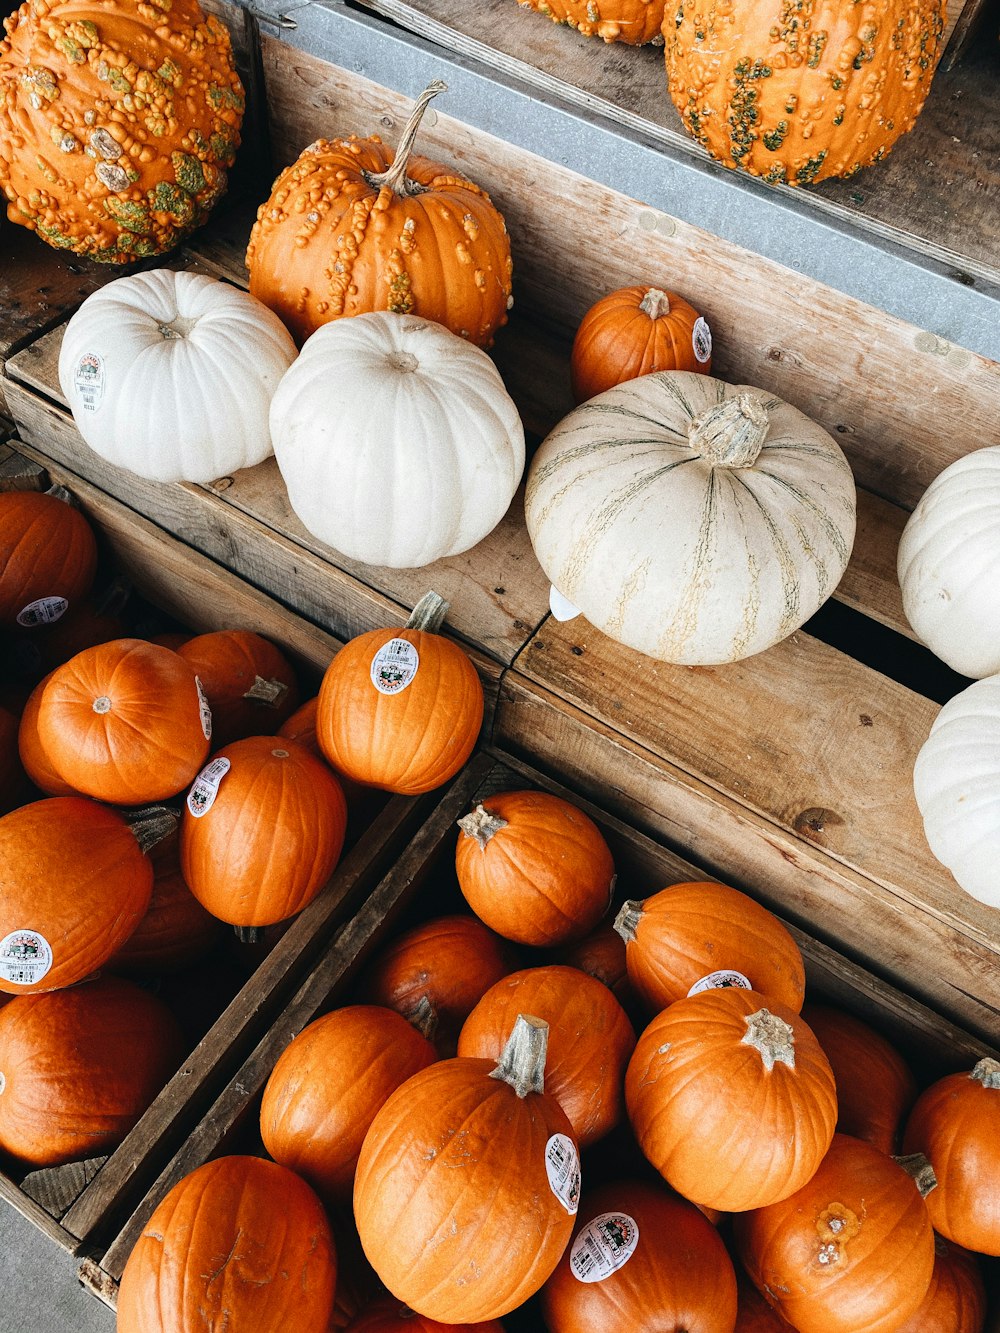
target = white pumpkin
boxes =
[897,447,1000,679]
[524,372,857,664]
[58,269,297,484]
[268,312,525,568]
[913,675,1000,909]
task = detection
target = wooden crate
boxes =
[74,745,1000,1320]
[0,444,486,1254]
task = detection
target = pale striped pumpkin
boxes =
[524,372,857,665]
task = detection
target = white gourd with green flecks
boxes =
[524,371,857,665]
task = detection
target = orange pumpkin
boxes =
[0,975,183,1165]
[178,629,299,748]
[735,1134,936,1333]
[0,489,97,630]
[36,638,211,803]
[260,1005,437,1201]
[16,672,75,796]
[803,1002,917,1154]
[343,1298,505,1332]
[515,0,662,43]
[570,286,712,402]
[6,594,127,688]
[117,1155,337,1333]
[455,789,615,946]
[895,1234,986,1333]
[540,1178,737,1332]
[278,695,323,759]
[354,1015,580,1323]
[111,829,222,974]
[553,919,639,1017]
[246,83,512,348]
[0,0,244,261]
[316,594,483,795]
[902,1057,1000,1256]
[360,913,514,1054]
[0,795,167,992]
[181,735,347,930]
[615,880,806,1015]
[625,988,837,1212]
[458,965,635,1147]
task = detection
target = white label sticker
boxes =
[74,351,106,412]
[569,1212,639,1284]
[0,930,53,986]
[195,676,213,741]
[16,596,69,628]
[186,756,230,817]
[687,968,752,997]
[692,317,713,364]
[370,638,419,695]
[545,1134,581,1215]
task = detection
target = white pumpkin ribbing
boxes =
[268,312,525,569]
[57,269,297,484]
[898,447,1000,679]
[525,372,857,665]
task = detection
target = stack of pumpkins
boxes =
[116,780,999,1333]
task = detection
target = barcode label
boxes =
[687,968,752,997]
[16,596,68,628]
[545,1133,581,1214]
[569,1212,639,1284]
[187,756,231,817]
[0,929,53,986]
[370,637,419,695]
[74,351,106,412]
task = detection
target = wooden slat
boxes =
[0,1174,79,1255]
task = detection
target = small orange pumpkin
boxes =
[570,286,712,402]
[455,789,615,946]
[894,1234,987,1333]
[178,629,299,748]
[553,919,639,1018]
[0,488,97,630]
[111,829,222,975]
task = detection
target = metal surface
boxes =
[244,0,1000,363]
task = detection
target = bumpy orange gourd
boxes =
[735,1134,936,1333]
[117,1155,337,1333]
[0,0,243,261]
[894,1234,987,1333]
[0,488,97,629]
[246,82,512,347]
[515,0,662,44]
[0,975,183,1165]
[178,629,299,748]
[665,0,946,185]
[570,286,712,402]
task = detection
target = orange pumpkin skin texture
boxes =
[111,830,221,974]
[553,920,639,1017]
[734,1269,791,1330]
[458,965,635,1147]
[570,286,711,402]
[803,1002,917,1154]
[0,490,97,629]
[894,1234,986,1333]
[181,735,347,928]
[0,795,156,993]
[360,913,514,1054]
[625,988,837,1212]
[260,1005,437,1201]
[0,975,183,1166]
[354,1017,580,1323]
[17,672,76,796]
[516,0,662,45]
[455,790,615,947]
[735,1134,935,1333]
[279,694,322,758]
[37,638,210,803]
[901,1057,1000,1255]
[615,879,806,1015]
[541,1179,737,1332]
[246,86,512,349]
[117,1155,337,1333]
[344,1298,505,1332]
[665,0,946,186]
[0,0,243,262]
[316,626,483,796]
[178,629,300,748]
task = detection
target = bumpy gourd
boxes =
[515,0,663,45]
[0,0,244,261]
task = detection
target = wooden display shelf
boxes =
[0,447,461,1254]
[75,746,1000,1317]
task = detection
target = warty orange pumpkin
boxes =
[515,0,663,43]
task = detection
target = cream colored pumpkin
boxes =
[268,312,525,568]
[913,675,1000,910]
[525,372,856,664]
[58,269,297,484]
[898,448,1000,679]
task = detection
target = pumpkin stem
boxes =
[742,1008,796,1072]
[688,392,770,468]
[489,1014,548,1098]
[639,288,671,320]
[457,802,508,849]
[235,925,263,944]
[970,1057,1000,1089]
[242,675,289,707]
[405,591,449,633]
[893,1152,938,1198]
[407,995,438,1043]
[613,899,643,944]
[123,805,179,855]
[363,80,447,198]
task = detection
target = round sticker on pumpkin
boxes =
[370,638,419,695]
[569,1212,639,1283]
[0,929,53,986]
[15,596,69,628]
[187,757,231,817]
[687,968,752,997]
[545,1133,581,1214]
[691,317,712,364]
[74,351,106,412]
